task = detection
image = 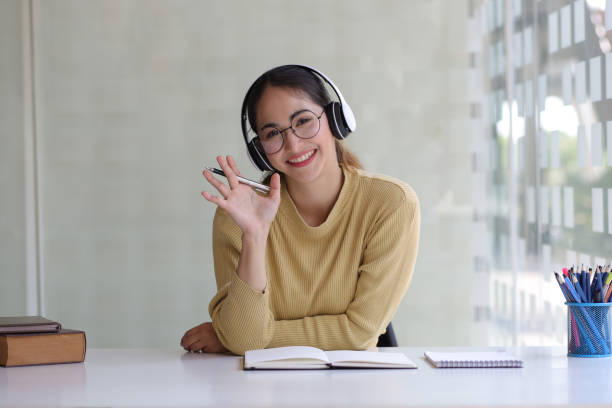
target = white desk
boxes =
[1,347,611,407]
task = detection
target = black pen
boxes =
[204,167,270,193]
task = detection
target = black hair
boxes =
[246,66,331,135]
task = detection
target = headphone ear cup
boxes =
[247,138,275,172]
[325,102,350,140]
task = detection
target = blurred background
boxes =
[3,0,609,349]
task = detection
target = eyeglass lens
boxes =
[259,110,321,154]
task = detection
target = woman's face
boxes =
[255,86,337,185]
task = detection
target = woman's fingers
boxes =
[202,191,229,211]
[269,173,281,201]
[181,327,207,352]
[181,333,197,350]
[186,339,207,353]
[217,156,240,190]
[181,323,218,353]
[203,170,230,198]
[227,155,242,177]
[180,325,199,347]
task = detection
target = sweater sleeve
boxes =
[207,208,275,355]
[267,194,420,350]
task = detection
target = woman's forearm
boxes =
[236,229,269,293]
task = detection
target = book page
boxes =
[244,346,330,367]
[325,350,416,367]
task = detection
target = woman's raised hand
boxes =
[202,155,281,235]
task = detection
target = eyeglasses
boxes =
[258,109,324,154]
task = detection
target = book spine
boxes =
[1,332,86,367]
[0,337,7,366]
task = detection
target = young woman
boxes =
[180,65,420,355]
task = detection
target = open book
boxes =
[244,346,417,370]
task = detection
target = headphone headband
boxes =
[299,66,356,131]
[241,64,356,171]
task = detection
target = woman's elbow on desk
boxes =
[212,321,271,356]
[219,338,268,356]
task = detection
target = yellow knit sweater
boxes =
[208,166,420,355]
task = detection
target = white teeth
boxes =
[288,150,315,164]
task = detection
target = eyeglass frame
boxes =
[257,109,325,155]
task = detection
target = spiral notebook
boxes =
[424,350,523,368]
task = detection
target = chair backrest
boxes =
[376,322,398,347]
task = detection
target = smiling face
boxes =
[255,85,339,185]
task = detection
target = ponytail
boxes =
[335,140,363,170]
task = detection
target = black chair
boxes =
[376,323,397,347]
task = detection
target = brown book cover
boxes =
[0,329,86,367]
[0,316,62,334]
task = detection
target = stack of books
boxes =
[0,316,86,367]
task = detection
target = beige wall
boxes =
[0,0,26,315]
[3,0,472,347]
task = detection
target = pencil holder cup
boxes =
[566,303,612,358]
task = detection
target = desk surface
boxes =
[1,347,611,407]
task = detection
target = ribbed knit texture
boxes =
[208,166,420,355]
